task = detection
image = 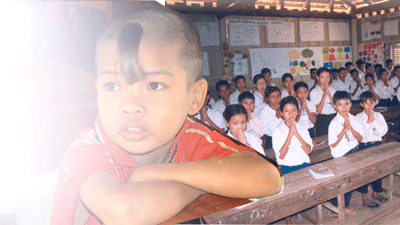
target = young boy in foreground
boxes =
[328,91,363,219]
[356,91,388,209]
[50,6,281,225]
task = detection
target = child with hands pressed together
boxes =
[261,67,276,88]
[375,68,394,107]
[50,6,282,225]
[253,74,268,116]
[310,67,336,137]
[356,91,388,209]
[328,91,363,219]
[272,96,313,225]
[239,91,263,138]
[281,73,296,98]
[307,68,318,93]
[230,75,247,104]
[295,82,317,138]
[259,86,283,149]
[349,69,364,102]
[224,104,265,156]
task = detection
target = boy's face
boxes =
[395,68,400,78]
[310,70,317,80]
[358,63,365,71]
[339,70,347,80]
[333,99,352,116]
[236,78,246,91]
[387,62,393,70]
[381,71,388,82]
[217,85,230,100]
[366,66,374,74]
[296,86,308,100]
[351,71,359,80]
[283,77,293,89]
[267,91,281,107]
[360,99,376,112]
[346,65,353,72]
[240,98,255,113]
[263,72,272,84]
[96,40,196,156]
[366,77,374,86]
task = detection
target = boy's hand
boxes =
[288,119,297,134]
[237,130,248,146]
[300,98,307,109]
[356,78,362,87]
[344,116,351,130]
[367,109,375,123]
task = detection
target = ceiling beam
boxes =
[301,0,310,11]
[354,0,399,14]
[226,0,257,10]
[363,0,375,6]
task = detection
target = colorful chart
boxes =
[322,46,352,69]
[358,42,384,65]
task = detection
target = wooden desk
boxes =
[163,142,400,224]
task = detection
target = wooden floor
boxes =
[272,174,400,225]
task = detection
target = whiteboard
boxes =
[384,20,399,36]
[328,22,350,41]
[194,22,220,46]
[300,21,325,41]
[267,21,295,43]
[229,23,260,46]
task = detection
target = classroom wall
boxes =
[188,14,352,100]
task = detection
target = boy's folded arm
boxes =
[79,171,203,225]
[130,150,282,198]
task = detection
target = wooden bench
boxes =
[162,142,400,225]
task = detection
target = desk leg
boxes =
[388,173,394,201]
[338,194,345,225]
[316,204,323,225]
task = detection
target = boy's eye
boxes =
[103,82,121,91]
[148,82,165,90]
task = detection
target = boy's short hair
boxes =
[265,86,281,99]
[317,67,331,77]
[215,80,230,92]
[338,67,346,73]
[96,6,202,85]
[365,63,372,69]
[261,68,271,75]
[360,91,376,103]
[350,69,359,75]
[224,104,247,123]
[356,59,365,67]
[253,74,265,85]
[234,75,246,84]
[282,73,293,82]
[394,65,400,72]
[279,96,299,112]
[238,91,254,103]
[331,68,339,74]
[294,81,308,92]
[333,91,351,104]
[378,68,388,77]
[365,73,375,81]
[345,61,353,68]
[310,68,317,73]
[386,59,393,65]
[374,63,383,70]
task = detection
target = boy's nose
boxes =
[120,90,147,116]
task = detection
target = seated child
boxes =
[307,68,318,93]
[281,73,296,98]
[272,96,313,225]
[332,67,351,92]
[356,91,388,209]
[253,74,267,116]
[259,86,283,149]
[390,65,400,105]
[345,61,354,81]
[230,75,247,104]
[294,82,317,138]
[349,69,364,102]
[364,73,381,104]
[50,6,282,225]
[261,67,276,88]
[239,91,263,138]
[331,68,339,81]
[386,58,394,79]
[194,91,226,133]
[375,68,394,107]
[365,63,378,81]
[212,80,231,114]
[356,59,366,80]
[374,64,383,80]
[328,91,363,218]
[310,67,336,137]
[224,104,265,156]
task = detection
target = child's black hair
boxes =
[331,68,339,74]
[294,81,308,93]
[215,80,230,92]
[338,67,346,73]
[365,73,375,81]
[234,75,246,84]
[394,65,400,73]
[223,104,248,130]
[317,67,331,77]
[282,73,293,83]
[310,68,317,74]
[365,63,373,70]
[378,68,388,77]
[374,63,383,70]
[261,68,271,75]
[333,91,351,104]
[360,91,376,103]
[279,96,299,112]
[356,59,365,67]
[238,91,255,103]
[265,86,281,99]
[350,69,359,76]
[386,58,393,65]
[345,61,353,68]
[253,74,265,85]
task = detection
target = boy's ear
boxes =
[188,78,208,116]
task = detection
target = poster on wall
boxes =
[328,22,350,41]
[361,22,371,41]
[322,46,352,69]
[358,42,384,65]
[299,21,325,42]
[194,22,220,46]
[267,21,295,43]
[384,20,399,36]
[229,21,260,46]
[232,54,249,76]
[202,52,210,76]
[370,23,382,39]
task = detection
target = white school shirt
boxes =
[208,97,216,108]
[307,79,316,90]
[328,113,363,158]
[272,122,313,166]
[229,89,245,105]
[227,130,265,156]
[211,99,227,114]
[253,91,266,116]
[375,80,395,100]
[397,88,400,102]
[332,79,351,92]
[297,98,316,130]
[349,79,364,101]
[390,76,400,97]
[259,104,283,137]
[310,85,336,115]
[356,111,388,143]
[357,68,365,80]
[247,113,264,138]
[194,108,227,131]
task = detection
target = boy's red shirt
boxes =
[50,116,253,225]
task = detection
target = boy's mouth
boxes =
[120,125,150,141]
